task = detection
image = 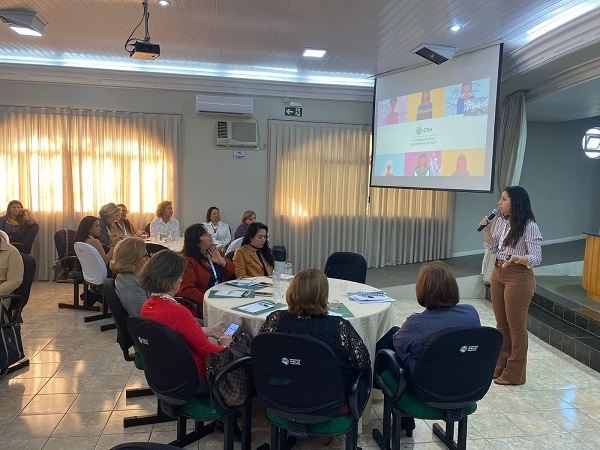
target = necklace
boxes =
[210,222,219,234]
[152,293,179,304]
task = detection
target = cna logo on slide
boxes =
[415,126,433,135]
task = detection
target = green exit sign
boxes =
[284,107,303,117]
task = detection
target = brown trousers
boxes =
[490,261,535,385]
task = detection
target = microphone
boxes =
[477,208,498,232]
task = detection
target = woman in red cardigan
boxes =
[177,223,236,315]
[140,249,230,393]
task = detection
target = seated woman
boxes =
[177,224,235,313]
[75,216,120,267]
[233,222,274,279]
[0,231,24,297]
[139,249,230,395]
[112,204,141,237]
[203,206,231,248]
[234,210,256,240]
[110,237,149,317]
[150,200,180,238]
[0,200,39,254]
[375,260,481,433]
[98,203,121,249]
[260,269,370,424]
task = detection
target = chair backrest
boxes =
[13,254,36,307]
[103,278,134,358]
[54,229,77,259]
[127,316,198,405]
[226,237,243,255]
[411,327,502,408]
[145,243,167,258]
[144,223,151,234]
[0,230,9,242]
[74,242,107,285]
[251,332,345,420]
[323,252,367,284]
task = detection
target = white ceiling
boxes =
[1,0,600,121]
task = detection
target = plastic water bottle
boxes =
[284,260,293,278]
[272,267,283,300]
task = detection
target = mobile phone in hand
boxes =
[221,322,241,339]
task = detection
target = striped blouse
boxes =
[484,216,542,268]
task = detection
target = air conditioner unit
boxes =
[196,95,253,117]
[215,120,258,148]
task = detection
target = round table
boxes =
[203,276,394,430]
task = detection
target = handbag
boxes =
[0,301,25,374]
[205,333,253,410]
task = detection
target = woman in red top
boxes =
[177,224,236,315]
[140,249,231,393]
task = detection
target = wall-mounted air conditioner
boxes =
[196,95,253,117]
[215,120,258,148]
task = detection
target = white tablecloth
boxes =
[203,276,394,430]
[145,238,184,253]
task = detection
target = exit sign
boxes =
[284,107,303,117]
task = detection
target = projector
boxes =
[130,41,160,60]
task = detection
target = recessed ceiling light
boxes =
[303,48,326,58]
[158,0,170,6]
[450,25,462,32]
[0,9,47,36]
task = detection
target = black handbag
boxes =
[1,301,25,374]
[205,333,253,410]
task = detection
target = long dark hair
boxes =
[242,222,274,266]
[503,186,536,248]
[182,223,209,264]
[75,216,99,243]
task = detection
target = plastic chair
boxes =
[103,278,174,428]
[55,229,99,312]
[251,332,370,450]
[225,237,243,260]
[372,327,502,450]
[145,242,168,258]
[127,316,253,449]
[74,242,114,330]
[323,252,367,284]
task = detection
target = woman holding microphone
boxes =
[480,186,542,386]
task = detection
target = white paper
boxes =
[213,290,248,298]
[237,301,276,313]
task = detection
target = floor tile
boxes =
[21,394,78,415]
[51,411,111,437]
[42,435,100,450]
[0,413,64,440]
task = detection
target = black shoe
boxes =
[214,420,242,442]
[401,416,415,437]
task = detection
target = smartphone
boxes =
[221,322,241,338]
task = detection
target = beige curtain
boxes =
[482,90,527,283]
[267,120,371,271]
[366,188,455,267]
[0,106,180,280]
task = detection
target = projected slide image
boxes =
[406,88,445,122]
[378,96,408,126]
[445,78,491,116]
[373,153,406,177]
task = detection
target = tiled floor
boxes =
[2,280,600,450]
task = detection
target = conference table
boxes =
[144,237,184,253]
[203,276,395,429]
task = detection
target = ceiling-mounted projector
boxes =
[130,41,160,60]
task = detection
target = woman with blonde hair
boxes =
[150,200,180,238]
[234,210,256,240]
[0,200,39,254]
[112,203,141,237]
[110,237,149,316]
[98,203,121,249]
[260,269,370,408]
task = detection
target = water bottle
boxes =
[284,260,293,279]
[272,267,283,300]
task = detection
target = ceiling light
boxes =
[582,127,600,159]
[158,0,170,5]
[0,9,47,37]
[303,49,326,58]
[526,4,596,41]
[450,25,462,32]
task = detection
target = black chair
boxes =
[324,252,367,284]
[103,279,173,428]
[145,242,168,258]
[127,316,253,449]
[372,327,502,450]
[55,229,99,312]
[0,253,35,375]
[251,332,370,450]
[110,444,182,450]
[144,223,151,234]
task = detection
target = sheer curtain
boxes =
[482,90,527,283]
[366,188,454,267]
[0,106,181,280]
[267,120,371,271]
